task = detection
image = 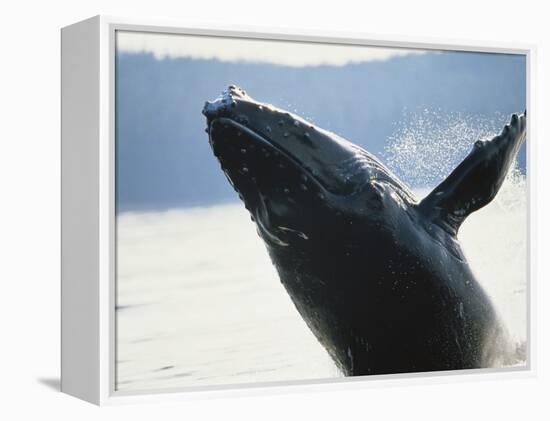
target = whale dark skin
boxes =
[202,85,527,376]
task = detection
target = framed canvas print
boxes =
[61,16,534,405]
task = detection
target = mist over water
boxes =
[116,112,527,392]
[459,174,527,347]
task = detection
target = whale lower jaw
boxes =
[209,117,328,194]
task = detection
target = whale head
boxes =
[202,85,414,250]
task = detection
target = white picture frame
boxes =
[61,15,536,405]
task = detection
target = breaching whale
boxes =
[202,85,527,376]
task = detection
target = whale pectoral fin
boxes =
[418,111,527,236]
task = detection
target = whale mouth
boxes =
[206,116,329,246]
[202,86,335,200]
[208,117,327,194]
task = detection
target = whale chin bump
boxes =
[203,86,525,376]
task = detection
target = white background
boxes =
[0,0,548,419]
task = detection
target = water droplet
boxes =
[300,184,308,191]
[293,120,300,127]
[266,125,272,133]
[283,188,290,194]
[283,132,290,138]
[240,148,247,154]
[242,167,249,173]
[278,120,284,126]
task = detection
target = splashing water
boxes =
[384,109,509,189]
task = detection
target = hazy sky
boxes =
[116,30,429,67]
